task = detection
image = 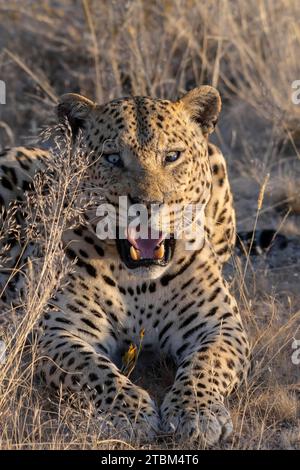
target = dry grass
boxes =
[0,0,300,450]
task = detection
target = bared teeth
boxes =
[130,245,141,261]
[154,243,165,260]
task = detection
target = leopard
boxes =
[0,86,250,445]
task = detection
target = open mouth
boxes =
[116,226,176,269]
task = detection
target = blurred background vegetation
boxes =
[0,0,299,146]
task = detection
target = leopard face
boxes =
[58,86,221,279]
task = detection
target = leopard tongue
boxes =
[129,243,165,261]
[127,227,166,260]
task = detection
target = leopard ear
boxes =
[180,86,221,136]
[57,93,95,136]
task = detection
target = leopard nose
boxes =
[129,195,163,206]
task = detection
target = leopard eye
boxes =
[165,150,181,164]
[104,153,123,167]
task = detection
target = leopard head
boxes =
[58,86,221,278]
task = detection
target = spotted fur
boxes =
[0,87,250,444]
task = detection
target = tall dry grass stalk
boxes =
[0,127,94,448]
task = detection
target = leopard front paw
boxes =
[161,393,233,445]
[97,383,159,443]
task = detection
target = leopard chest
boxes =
[92,275,172,349]
[61,239,205,353]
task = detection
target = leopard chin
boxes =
[125,264,169,280]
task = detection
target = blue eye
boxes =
[165,151,181,163]
[104,153,123,167]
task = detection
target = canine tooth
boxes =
[155,244,165,259]
[130,245,141,261]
